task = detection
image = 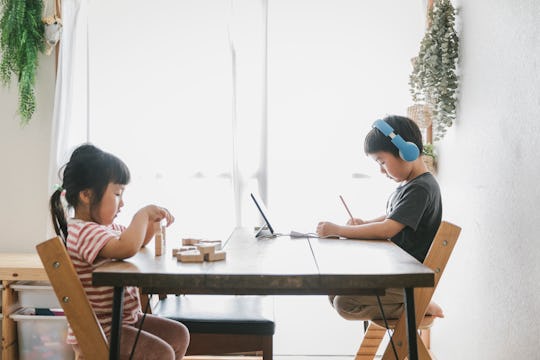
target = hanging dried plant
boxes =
[409,0,459,142]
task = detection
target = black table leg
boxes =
[404,287,418,360]
[110,286,124,360]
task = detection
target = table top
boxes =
[93,228,434,295]
[0,253,48,281]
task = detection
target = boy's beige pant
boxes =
[330,288,405,320]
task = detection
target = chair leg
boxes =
[355,322,386,360]
[416,332,432,360]
[262,335,273,360]
[380,330,432,360]
[419,327,430,349]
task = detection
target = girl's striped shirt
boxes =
[65,218,142,344]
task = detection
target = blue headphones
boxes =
[372,119,420,162]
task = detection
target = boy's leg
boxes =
[331,288,404,320]
[133,314,190,359]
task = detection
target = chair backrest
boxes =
[414,220,461,320]
[381,220,461,359]
[36,237,109,360]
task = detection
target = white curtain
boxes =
[46,0,270,237]
[48,0,89,188]
[49,0,267,234]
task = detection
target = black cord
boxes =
[129,294,152,360]
[376,294,399,360]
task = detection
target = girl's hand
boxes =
[141,205,175,227]
[347,217,365,226]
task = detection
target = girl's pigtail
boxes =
[50,188,68,243]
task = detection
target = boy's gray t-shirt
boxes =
[386,172,442,262]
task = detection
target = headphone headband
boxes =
[372,119,420,162]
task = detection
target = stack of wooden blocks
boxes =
[154,223,166,256]
[172,239,226,263]
[153,223,226,262]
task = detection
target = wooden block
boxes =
[205,250,226,262]
[198,239,222,248]
[172,246,197,256]
[155,233,163,256]
[182,238,202,246]
[177,250,204,263]
[154,222,166,256]
[195,243,219,255]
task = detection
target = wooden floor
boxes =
[184,356,355,360]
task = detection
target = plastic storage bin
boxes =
[1,284,3,360]
[10,308,74,360]
[10,281,60,309]
[0,313,3,360]
[1,283,3,310]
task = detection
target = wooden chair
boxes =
[355,221,461,360]
[37,236,275,360]
[36,236,109,360]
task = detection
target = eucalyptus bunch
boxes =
[0,0,44,124]
[409,0,459,141]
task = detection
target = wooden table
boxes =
[94,228,434,360]
[0,253,49,360]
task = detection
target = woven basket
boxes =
[422,155,436,173]
[407,104,432,128]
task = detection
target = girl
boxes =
[50,144,189,359]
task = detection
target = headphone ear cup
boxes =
[391,135,420,161]
[398,141,420,161]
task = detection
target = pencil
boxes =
[339,195,355,224]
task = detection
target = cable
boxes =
[376,294,399,360]
[129,293,152,360]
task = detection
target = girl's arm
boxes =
[141,223,156,248]
[317,218,405,239]
[100,205,173,259]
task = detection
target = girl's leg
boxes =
[131,314,190,359]
[120,323,176,360]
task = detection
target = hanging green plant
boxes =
[409,0,459,142]
[0,0,45,124]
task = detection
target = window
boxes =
[84,0,424,354]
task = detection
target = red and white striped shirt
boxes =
[66,218,142,344]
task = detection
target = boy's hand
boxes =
[347,217,365,225]
[316,221,340,238]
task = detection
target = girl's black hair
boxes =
[49,144,131,242]
[364,115,423,157]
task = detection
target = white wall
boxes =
[0,51,55,252]
[433,0,540,358]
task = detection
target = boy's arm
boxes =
[348,215,387,225]
[317,218,405,239]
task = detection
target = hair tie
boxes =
[53,184,63,192]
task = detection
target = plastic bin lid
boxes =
[10,281,52,291]
[10,307,67,321]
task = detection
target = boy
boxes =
[316,115,443,320]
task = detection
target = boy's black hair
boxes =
[49,144,131,241]
[364,115,423,158]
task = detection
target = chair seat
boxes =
[372,314,436,329]
[152,295,275,335]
